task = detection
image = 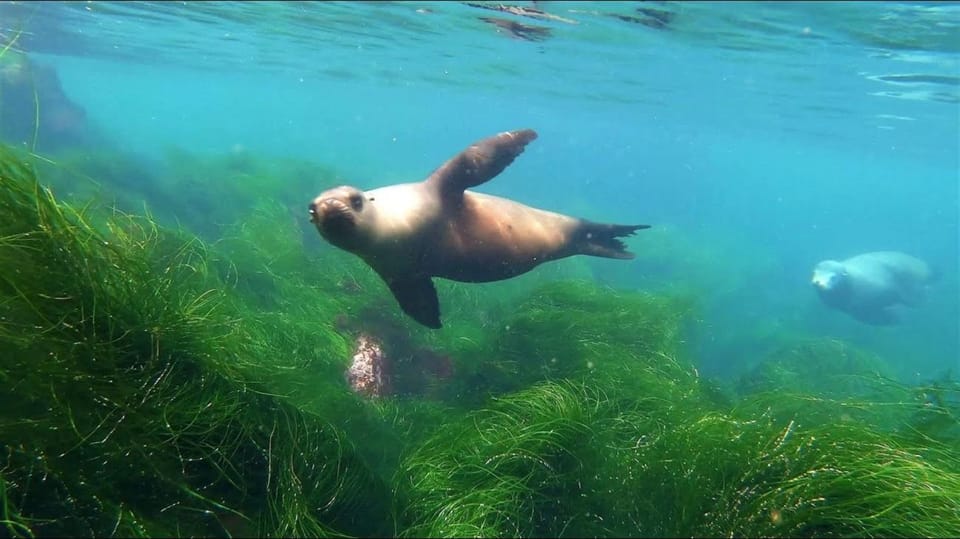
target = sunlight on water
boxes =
[3,2,958,100]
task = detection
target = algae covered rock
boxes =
[737,338,896,395]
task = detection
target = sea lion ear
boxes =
[426,129,538,199]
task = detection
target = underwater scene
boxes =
[1,1,958,537]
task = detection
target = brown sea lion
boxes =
[309,129,649,329]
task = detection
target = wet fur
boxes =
[310,129,647,328]
[812,251,932,325]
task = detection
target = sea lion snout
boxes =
[811,261,844,290]
[811,271,831,289]
[310,195,358,238]
[308,199,343,224]
[310,197,349,219]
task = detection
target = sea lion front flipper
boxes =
[379,272,442,329]
[426,129,538,200]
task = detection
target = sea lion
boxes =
[811,251,934,325]
[309,129,649,329]
[0,51,90,150]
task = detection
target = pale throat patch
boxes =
[366,183,437,234]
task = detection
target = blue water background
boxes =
[2,1,958,381]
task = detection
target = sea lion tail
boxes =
[576,220,650,260]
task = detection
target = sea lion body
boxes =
[348,185,580,282]
[310,129,648,328]
[429,190,583,282]
[812,251,933,325]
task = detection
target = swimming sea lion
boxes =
[811,251,934,325]
[309,129,649,329]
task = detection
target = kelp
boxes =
[2,142,958,539]
[737,338,898,398]
[0,146,392,537]
[691,391,960,538]
[395,283,711,537]
[424,279,706,408]
[398,376,960,538]
[396,381,611,538]
[397,277,958,538]
[23,144,339,245]
[154,147,339,241]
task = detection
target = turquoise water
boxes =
[2,0,958,380]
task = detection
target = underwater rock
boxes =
[346,333,391,397]
[735,338,896,399]
[343,328,454,399]
[339,311,456,399]
[413,346,455,382]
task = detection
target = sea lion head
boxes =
[811,260,845,290]
[309,185,376,251]
[811,260,850,305]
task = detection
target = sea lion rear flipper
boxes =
[426,129,538,200]
[380,273,442,329]
[575,220,651,259]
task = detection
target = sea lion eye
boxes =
[349,194,364,211]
